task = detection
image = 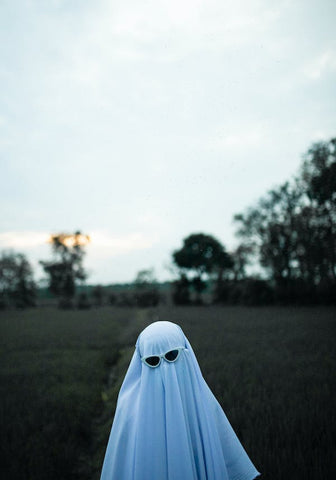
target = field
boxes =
[1,305,335,480]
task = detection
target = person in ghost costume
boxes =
[100,321,261,480]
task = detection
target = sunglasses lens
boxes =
[165,349,179,362]
[145,356,160,367]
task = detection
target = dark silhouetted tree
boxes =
[231,244,254,281]
[0,250,36,308]
[300,138,336,287]
[171,273,191,305]
[108,291,117,305]
[234,136,336,303]
[76,292,91,309]
[172,233,233,304]
[234,181,304,300]
[133,268,160,307]
[91,284,104,307]
[39,231,90,308]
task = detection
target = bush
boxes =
[172,275,191,305]
[58,297,74,309]
[76,293,91,310]
[215,278,274,305]
[116,292,136,307]
[239,278,274,305]
[108,292,117,305]
[134,290,160,308]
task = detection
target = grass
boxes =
[0,307,139,480]
[1,305,335,480]
[155,306,336,480]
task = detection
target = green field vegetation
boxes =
[1,306,335,480]
[0,307,145,480]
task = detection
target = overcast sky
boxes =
[1,0,335,284]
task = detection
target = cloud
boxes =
[303,50,336,79]
[68,0,285,68]
[203,121,268,154]
[0,231,50,249]
[211,125,264,150]
[88,231,159,256]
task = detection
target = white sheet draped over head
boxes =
[100,321,261,480]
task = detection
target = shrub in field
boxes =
[116,291,137,307]
[171,274,191,305]
[91,285,105,306]
[234,278,274,305]
[134,289,160,307]
[76,292,92,309]
[108,292,117,305]
[214,278,274,305]
[133,269,160,308]
[58,297,74,309]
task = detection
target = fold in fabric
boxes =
[100,321,261,480]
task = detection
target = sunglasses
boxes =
[141,347,185,368]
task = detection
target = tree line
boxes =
[232,137,336,304]
[0,137,335,308]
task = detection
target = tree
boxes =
[172,233,233,304]
[233,137,336,303]
[235,181,304,283]
[39,231,90,308]
[91,284,104,307]
[171,274,191,305]
[234,180,310,301]
[300,138,336,286]
[231,244,254,281]
[133,268,160,307]
[301,138,336,206]
[0,250,36,308]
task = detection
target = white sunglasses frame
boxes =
[141,347,186,368]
